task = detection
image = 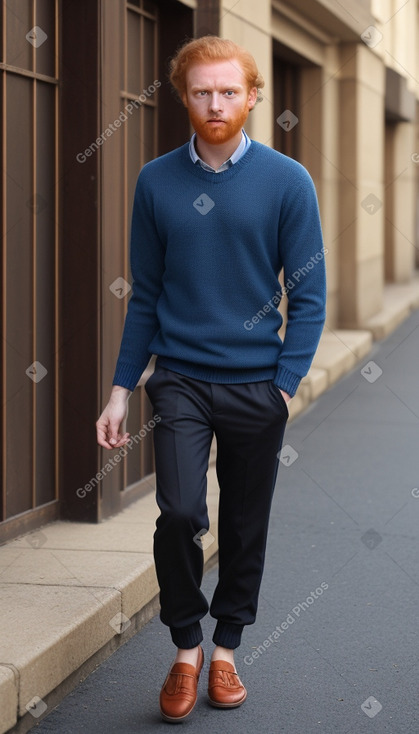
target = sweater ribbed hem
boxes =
[170,621,203,649]
[112,358,304,396]
[212,621,244,649]
[156,356,276,385]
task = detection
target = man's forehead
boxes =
[186,59,246,87]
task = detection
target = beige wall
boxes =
[221,0,273,144]
[338,43,385,326]
[415,101,419,268]
[299,53,341,329]
[371,0,417,95]
[385,121,416,282]
[217,0,418,329]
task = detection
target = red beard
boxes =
[187,103,250,145]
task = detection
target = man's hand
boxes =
[279,389,292,404]
[96,385,132,449]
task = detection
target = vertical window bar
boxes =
[139,7,144,169]
[54,0,59,500]
[121,0,158,489]
[1,2,5,520]
[31,0,37,510]
[123,1,129,492]
[153,7,158,159]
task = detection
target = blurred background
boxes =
[1,0,418,541]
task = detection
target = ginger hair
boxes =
[169,36,265,99]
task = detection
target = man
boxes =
[96,36,326,723]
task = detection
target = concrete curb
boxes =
[2,279,419,734]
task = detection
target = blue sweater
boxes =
[112,140,326,397]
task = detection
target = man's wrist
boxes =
[111,385,131,400]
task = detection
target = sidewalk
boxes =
[1,279,419,734]
[29,304,419,734]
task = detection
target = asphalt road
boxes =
[33,311,419,733]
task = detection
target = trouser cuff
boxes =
[170,621,203,649]
[212,621,244,649]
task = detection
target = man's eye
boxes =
[225,91,235,96]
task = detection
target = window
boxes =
[121,0,159,489]
[273,54,301,160]
[0,0,59,524]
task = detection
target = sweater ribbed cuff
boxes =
[274,365,302,397]
[112,362,143,392]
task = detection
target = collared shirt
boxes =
[189,129,251,172]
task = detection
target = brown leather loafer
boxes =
[159,645,204,722]
[208,660,247,708]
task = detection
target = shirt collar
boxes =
[189,129,249,172]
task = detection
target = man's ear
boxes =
[181,91,188,108]
[248,86,258,110]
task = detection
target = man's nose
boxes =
[208,93,223,112]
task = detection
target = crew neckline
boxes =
[180,140,258,183]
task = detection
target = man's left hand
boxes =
[279,389,292,403]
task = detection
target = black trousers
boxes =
[144,366,289,650]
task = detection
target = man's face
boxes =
[182,59,258,145]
